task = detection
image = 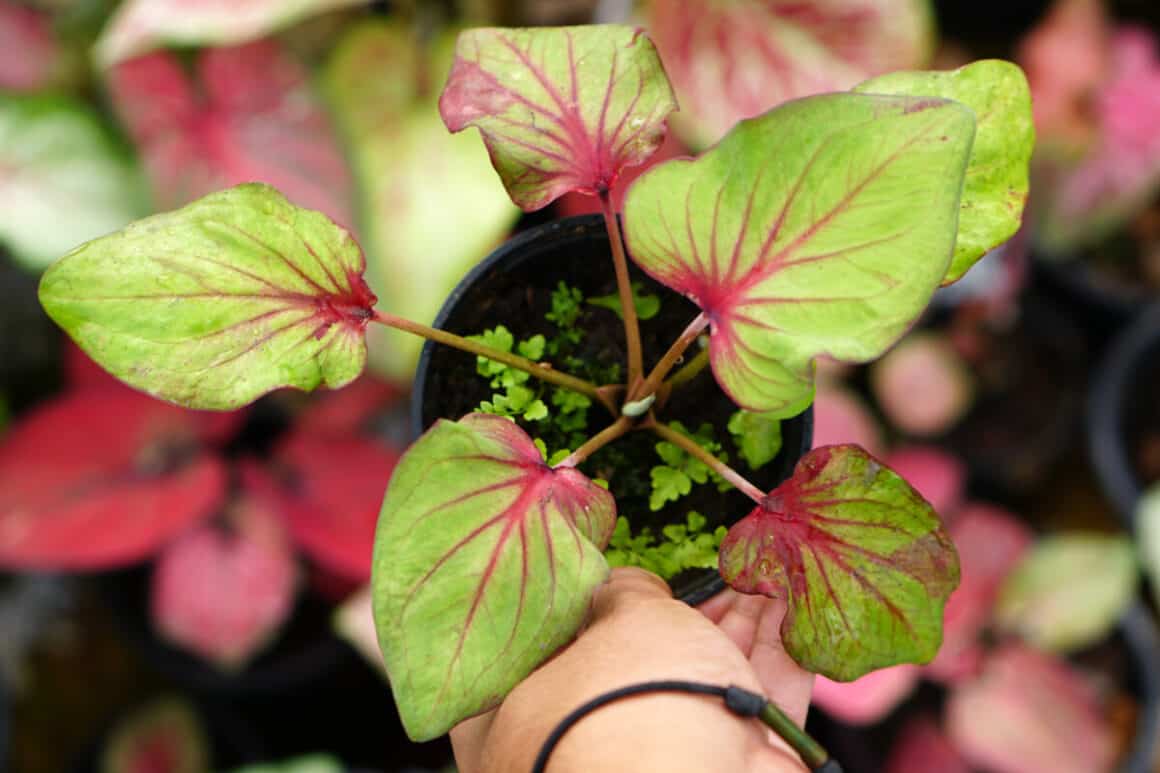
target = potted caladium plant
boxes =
[35,23,1034,748]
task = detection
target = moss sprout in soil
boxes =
[419,253,791,590]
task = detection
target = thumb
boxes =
[589,566,673,622]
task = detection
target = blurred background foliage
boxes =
[0,0,1159,771]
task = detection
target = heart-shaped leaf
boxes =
[107,42,353,228]
[625,93,974,414]
[647,0,933,148]
[0,386,233,569]
[439,25,677,211]
[259,432,400,582]
[946,645,1115,773]
[994,533,1137,653]
[855,60,1035,284]
[102,697,208,773]
[152,487,299,670]
[94,0,364,67]
[926,503,1032,683]
[39,184,376,410]
[326,21,519,380]
[0,94,145,270]
[719,444,959,681]
[373,413,615,741]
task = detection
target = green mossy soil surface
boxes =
[419,242,796,596]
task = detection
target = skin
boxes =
[451,567,814,773]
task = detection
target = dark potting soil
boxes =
[420,248,793,592]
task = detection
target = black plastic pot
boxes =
[0,671,8,773]
[1034,251,1151,343]
[1088,302,1160,525]
[98,566,353,696]
[412,214,813,606]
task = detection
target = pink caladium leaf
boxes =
[647,0,933,147]
[927,503,1033,684]
[152,488,299,670]
[625,93,974,415]
[439,25,677,211]
[811,384,886,458]
[812,664,921,724]
[719,444,959,681]
[39,184,375,410]
[870,332,975,436]
[257,433,400,582]
[0,4,60,92]
[372,413,615,741]
[0,387,235,570]
[946,645,1116,773]
[101,697,208,773]
[94,0,364,68]
[885,716,971,773]
[107,41,353,227]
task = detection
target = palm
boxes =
[698,589,815,727]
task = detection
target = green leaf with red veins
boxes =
[93,0,365,68]
[855,60,1035,284]
[624,93,974,415]
[438,25,677,211]
[647,0,933,148]
[719,445,959,681]
[38,184,375,410]
[372,413,615,741]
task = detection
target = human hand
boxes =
[451,567,815,773]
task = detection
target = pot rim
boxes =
[1087,301,1160,524]
[409,214,813,605]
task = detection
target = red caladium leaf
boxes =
[927,503,1032,684]
[373,413,615,741]
[107,41,353,227]
[439,25,677,211]
[101,697,208,773]
[885,716,971,773]
[624,92,974,415]
[152,488,299,670]
[647,0,933,147]
[0,387,235,569]
[94,0,364,68]
[718,444,959,681]
[40,184,375,410]
[0,4,60,92]
[812,664,921,724]
[257,433,400,582]
[946,645,1115,773]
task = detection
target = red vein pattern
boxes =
[372,413,615,741]
[438,25,677,211]
[719,444,959,681]
[624,92,974,415]
[39,184,376,410]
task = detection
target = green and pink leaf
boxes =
[39,184,375,410]
[625,92,974,414]
[439,25,677,211]
[372,413,615,741]
[719,444,959,681]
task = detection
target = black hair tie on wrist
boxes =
[530,679,842,773]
